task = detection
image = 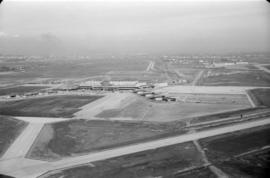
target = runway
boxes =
[1,118,269,178]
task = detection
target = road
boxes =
[245,90,257,107]
[146,61,155,71]
[0,116,67,160]
[191,70,204,86]
[1,118,269,178]
[255,64,270,74]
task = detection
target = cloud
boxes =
[0,31,20,38]
[40,32,59,42]
[0,32,7,37]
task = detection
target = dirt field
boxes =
[248,88,270,107]
[0,86,48,96]
[96,97,249,122]
[42,142,204,178]
[28,119,186,161]
[0,115,27,157]
[0,95,102,117]
[198,69,270,86]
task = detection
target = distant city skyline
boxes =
[0,0,269,55]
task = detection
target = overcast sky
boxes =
[0,0,269,55]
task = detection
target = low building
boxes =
[79,80,148,91]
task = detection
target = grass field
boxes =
[200,126,270,161]
[168,65,205,84]
[174,167,216,178]
[216,149,270,178]
[0,115,27,157]
[265,65,270,70]
[0,95,102,117]
[96,97,249,122]
[28,119,186,160]
[0,174,15,178]
[198,69,270,86]
[42,142,204,178]
[248,88,270,107]
[104,71,168,83]
[0,86,48,96]
[199,126,270,177]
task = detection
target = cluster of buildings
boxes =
[78,80,150,91]
[2,90,58,99]
[209,61,249,68]
[133,90,176,102]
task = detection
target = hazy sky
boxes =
[0,0,269,55]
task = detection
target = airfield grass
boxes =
[0,86,48,96]
[0,115,27,157]
[198,69,270,86]
[104,71,168,82]
[248,88,270,107]
[170,68,204,84]
[0,174,16,178]
[199,125,270,177]
[200,125,270,161]
[42,142,204,178]
[96,97,249,122]
[0,95,102,117]
[216,149,270,178]
[173,167,216,178]
[265,65,270,70]
[28,119,186,161]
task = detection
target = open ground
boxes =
[96,94,251,121]
[197,69,270,86]
[1,118,266,178]
[0,95,103,117]
[248,88,270,107]
[0,71,270,178]
[200,125,270,177]
[27,119,187,161]
[0,86,48,96]
[0,116,27,157]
